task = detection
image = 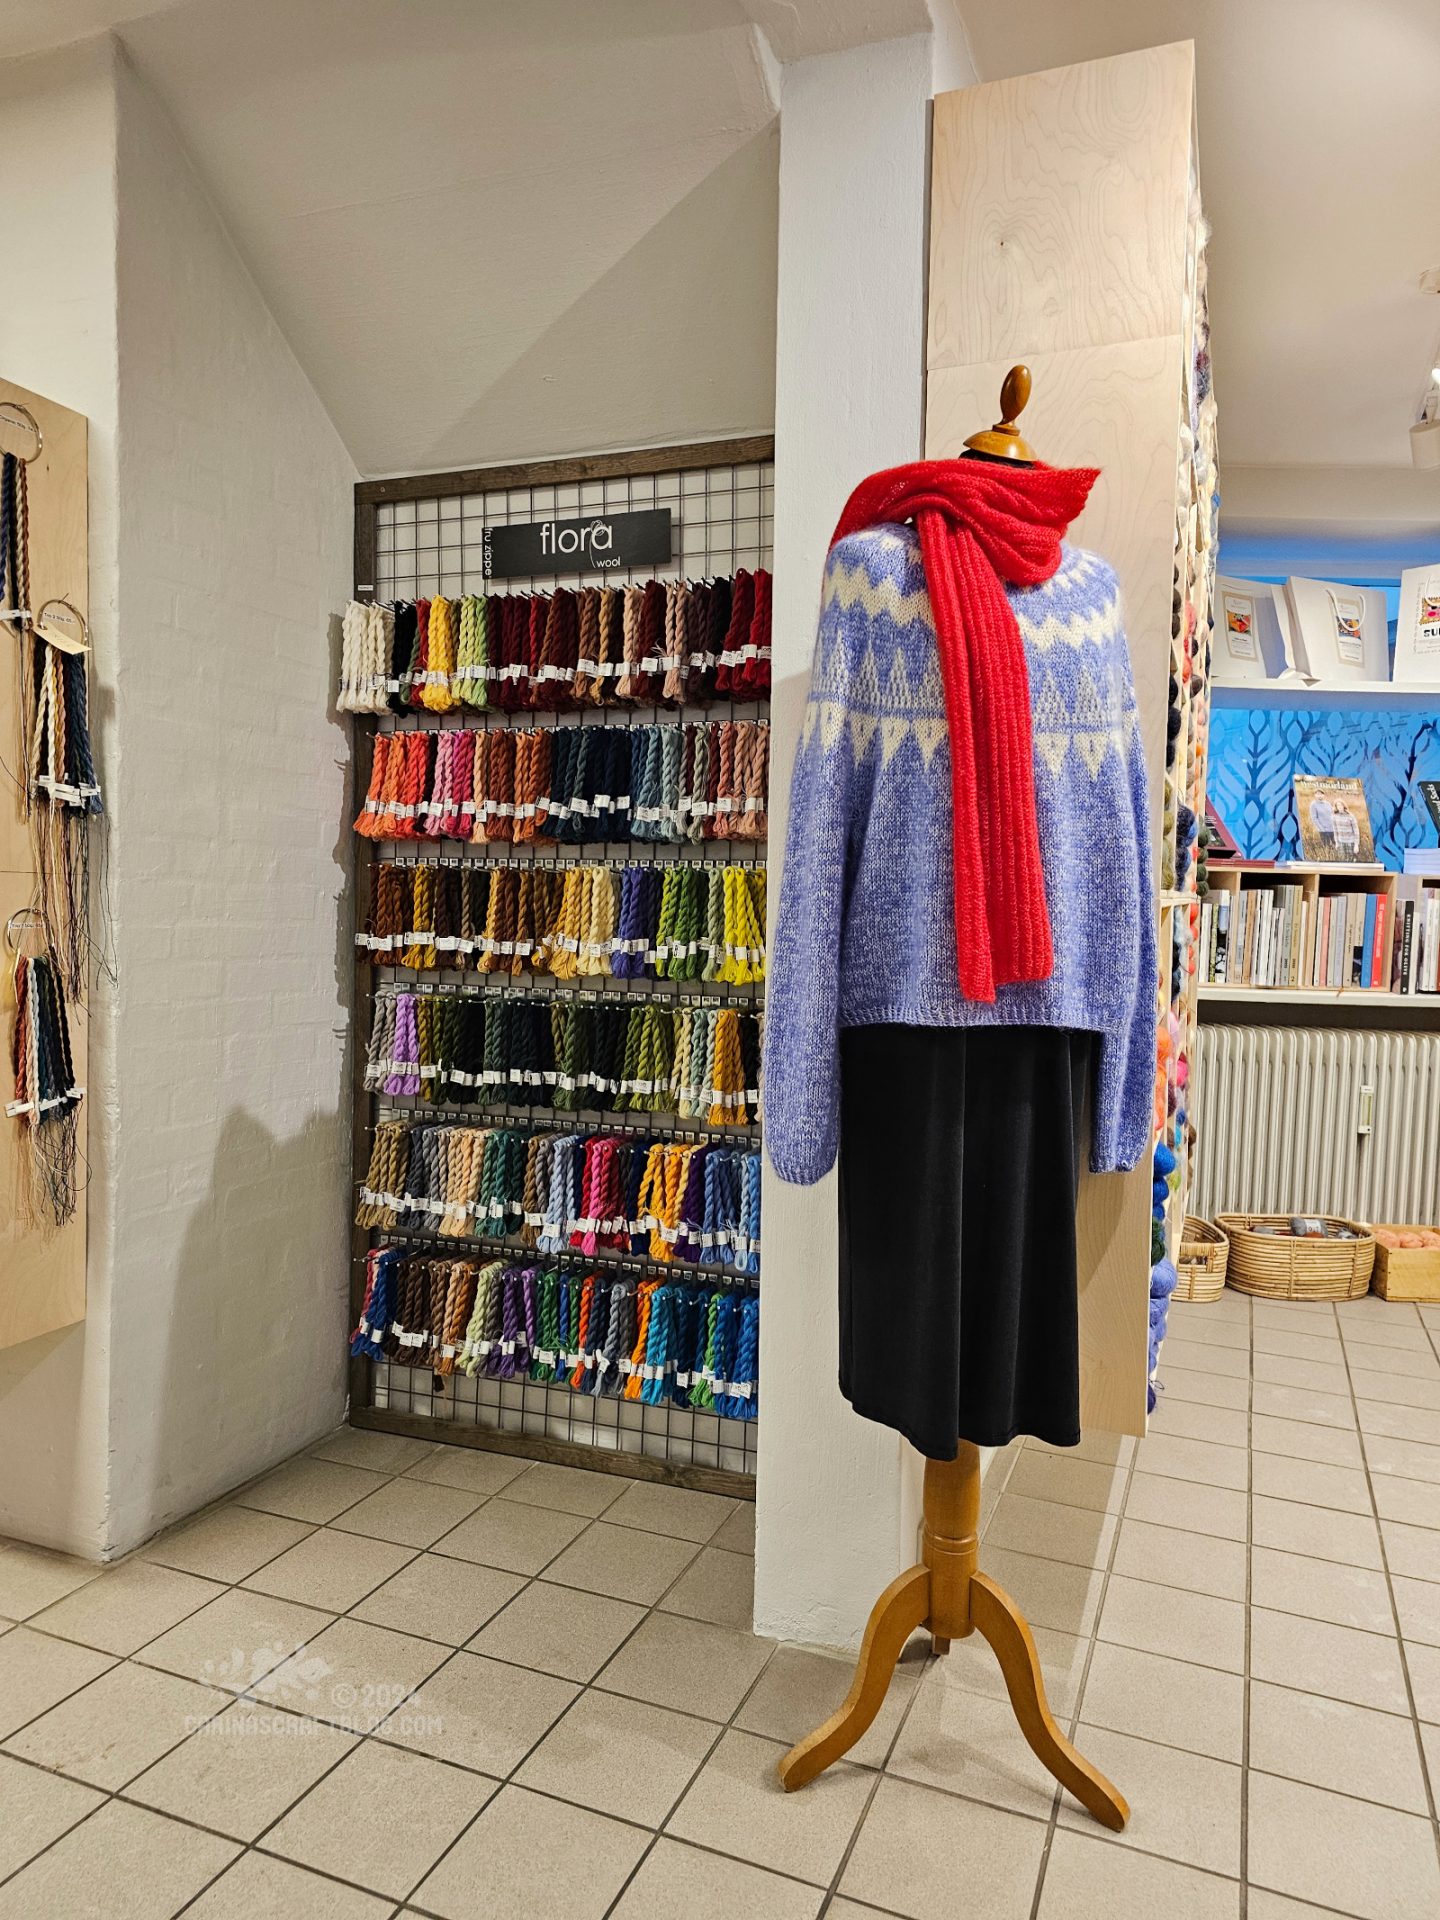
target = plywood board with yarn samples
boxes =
[0,375,88,1349]
[926,44,1197,1435]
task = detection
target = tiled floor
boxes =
[2,1289,1439,1918]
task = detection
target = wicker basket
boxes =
[1371,1227,1440,1303]
[1175,1216,1229,1303]
[1214,1214,1374,1301]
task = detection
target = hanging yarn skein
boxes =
[6,946,84,1229]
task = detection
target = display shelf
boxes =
[1200,984,1436,1009]
[1212,680,1440,713]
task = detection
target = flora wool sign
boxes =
[483,507,672,579]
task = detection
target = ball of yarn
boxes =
[1153,1142,1177,1177]
[1150,1257,1179,1299]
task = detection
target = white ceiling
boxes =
[2,0,1437,495]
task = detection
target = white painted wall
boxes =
[756,29,972,1647]
[0,40,356,1557]
[0,38,121,1557]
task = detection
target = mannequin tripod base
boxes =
[776,1444,1128,1831]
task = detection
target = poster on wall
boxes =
[1212,576,1295,683]
[1283,578,1389,683]
[1294,775,1376,864]
[1393,565,1440,684]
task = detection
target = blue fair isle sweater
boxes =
[765,523,1156,1185]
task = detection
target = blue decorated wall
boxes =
[1209,706,1440,868]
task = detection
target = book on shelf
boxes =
[1387,875,1440,995]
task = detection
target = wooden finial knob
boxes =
[963,364,1038,463]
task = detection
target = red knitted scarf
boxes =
[831,458,1099,1002]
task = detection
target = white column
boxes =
[755,32,940,1647]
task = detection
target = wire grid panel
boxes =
[371,1360,758,1478]
[374,458,774,601]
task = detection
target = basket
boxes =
[1175,1216,1228,1303]
[1371,1226,1440,1304]
[1214,1213,1374,1301]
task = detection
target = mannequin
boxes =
[770,371,1131,1829]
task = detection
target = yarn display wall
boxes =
[354,718,768,846]
[347,444,773,1482]
[356,861,765,984]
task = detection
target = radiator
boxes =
[1192,1026,1440,1225]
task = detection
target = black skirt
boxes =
[837,1024,1092,1460]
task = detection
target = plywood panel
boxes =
[926,47,1196,1437]
[0,375,88,1348]
[927,42,1193,371]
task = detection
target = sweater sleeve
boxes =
[762,569,859,1185]
[1090,696,1158,1174]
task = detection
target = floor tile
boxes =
[0,1540,103,1620]
[29,1561,224,1657]
[0,1625,114,1741]
[138,1586,334,1692]
[998,1449,1129,1514]
[1110,1520,1248,1601]
[0,1751,104,1881]
[1407,1640,1440,1722]
[1054,1724,1241,1876]
[1350,1366,1440,1410]
[1249,1607,1410,1714]
[264,1738,495,1900]
[1146,1397,1250,1448]
[352,1550,524,1645]
[467,1577,644,1681]
[541,1521,699,1607]
[1364,1432,1440,1486]
[1252,1326,1344,1362]
[242,1527,414,1612]
[974,1547,1106,1636]
[1381,1517,1440,1583]
[1165,1309,1252,1350]
[1251,1547,1395,1634]
[329,1477,483,1550]
[886,1673,1061,1817]
[596,1609,772,1720]
[233,1456,387,1524]
[735,1641,924,1769]
[0,1798,239,1920]
[1097,1574,1245,1673]
[498,1461,630,1517]
[184,1849,392,1916]
[516,1688,716,1825]
[1251,1414,1364,1469]
[1251,1494,1383,1568]
[1247,1894,1370,1920]
[1249,1451,1372,1514]
[668,1727,870,1883]
[712,1503,756,1554]
[1251,1351,1350,1395]
[1248,1679,1429,1813]
[1155,1366,1249,1411]
[1370,1474,1440,1527]
[1338,1314,1430,1352]
[982,1493,1117,1571]
[431,1497,587,1576]
[1122,1473,1248,1541]
[1357,1399,1440,1446]
[1247,1769,1440,1919]
[839,1774,1047,1920]
[309,1425,433,1474]
[264,1616,450,1731]
[656,1544,754,1627]
[609,1835,823,1920]
[378,1646,575,1772]
[603,1480,739,1542]
[402,1446,530,1496]
[1346,1339,1440,1378]
[1161,1336,1248,1378]
[1080,1642,1244,1762]
[413,1783,645,1920]
[126,1694,355,1839]
[3,1658,226,1790]
[1251,1383,1357,1430]
[138,1505,314,1584]
[1036,1828,1239,1919]
[1392,1572,1440,1646]
[1253,1301,1336,1328]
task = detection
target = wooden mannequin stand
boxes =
[777,1443,1128,1828]
[777,368,1129,1827]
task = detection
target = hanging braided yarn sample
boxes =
[7,949,84,1229]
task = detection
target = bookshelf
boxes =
[1201,864,1440,998]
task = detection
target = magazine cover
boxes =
[1294,775,1376,863]
[1395,566,1440,684]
